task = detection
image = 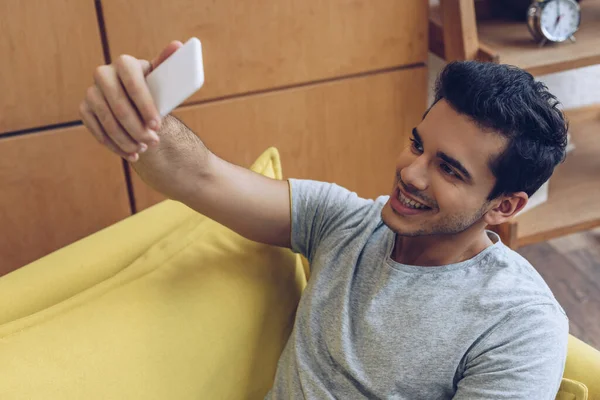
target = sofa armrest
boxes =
[564,334,600,400]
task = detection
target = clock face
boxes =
[540,0,580,42]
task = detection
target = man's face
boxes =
[381,99,507,237]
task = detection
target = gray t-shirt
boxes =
[266,179,569,399]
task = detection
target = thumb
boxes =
[139,40,184,76]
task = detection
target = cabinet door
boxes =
[102,0,427,103]
[0,0,104,134]
[131,66,427,211]
[0,127,131,276]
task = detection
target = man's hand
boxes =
[79,40,183,162]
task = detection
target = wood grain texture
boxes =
[0,0,105,134]
[0,126,131,276]
[519,228,600,350]
[101,0,427,103]
[131,66,428,211]
[514,105,600,247]
[428,15,498,64]
[439,0,480,60]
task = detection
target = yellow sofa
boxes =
[0,148,598,400]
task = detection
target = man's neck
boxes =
[391,224,494,267]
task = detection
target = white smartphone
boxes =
[146,37,205,117]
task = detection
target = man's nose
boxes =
[400,156,429,192]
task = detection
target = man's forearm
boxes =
[131,114,292,247]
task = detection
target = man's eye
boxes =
[440,163,457,177]
[410,138,423,153]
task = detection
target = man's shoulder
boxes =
[479,242,567,318]
[289,178,388,204]
[465,245,568,364]
[289,178,390,223]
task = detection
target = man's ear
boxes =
[484,192,528,226]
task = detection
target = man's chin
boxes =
[381,205,423,237]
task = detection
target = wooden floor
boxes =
[518,227,600,350]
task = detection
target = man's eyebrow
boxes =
[413,127,473,181]
[412,127,422,143]
[437,151,473,181]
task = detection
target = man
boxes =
[80,41,569,399]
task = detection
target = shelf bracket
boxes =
[440,0,480,61]
[429,0,499,63]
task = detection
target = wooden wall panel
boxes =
[131,66,427,211]
[0,127,131,276]
[102,0,427,102]
[0,0,105,134]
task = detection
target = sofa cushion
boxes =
[0,147,307,400]
[0,200,194,326]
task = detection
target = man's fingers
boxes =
[85,85,141,156]
[79,101,105,144]
[81,40,183,152]
[79,101,139,162]
[114,54,162,135]
[103,133,139,163]
[139,59,152,76]
[130,40,183,132]
[94,62,156,149]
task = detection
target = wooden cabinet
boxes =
[0,0,105,134]
[0,0,428,273]
[131,66,427,211]
[102,0,427,103]
[0,127,131,275]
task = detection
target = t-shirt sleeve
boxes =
[453,303,569,400]
[288,178,374,263]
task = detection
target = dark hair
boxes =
[431,61,568,200]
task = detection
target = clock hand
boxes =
[555,1,560,26]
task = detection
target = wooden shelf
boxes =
[430,0,600,76]
[514,106,600,247]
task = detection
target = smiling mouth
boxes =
[397,189,432,210]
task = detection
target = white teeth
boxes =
[398,191,427,209]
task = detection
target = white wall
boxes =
[535,64,600,109]
[428,53,600,109]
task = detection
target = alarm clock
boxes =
[527,0,581,45]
